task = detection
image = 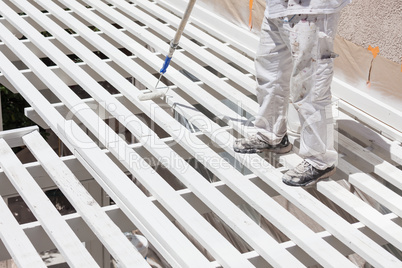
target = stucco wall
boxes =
[337,0,402,63]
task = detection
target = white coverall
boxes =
[253,0,350,170]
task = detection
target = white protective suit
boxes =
[254,0,350,169]
[266,0,351,18]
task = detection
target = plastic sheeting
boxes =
[198,0,266,33]
[334,36,402,113]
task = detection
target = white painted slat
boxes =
[0,5,120,35]
[22,130,150,268]
[0,139,99,268]
[9,1,304,267]
[1,172,255,262]
[0,29,137,63]
[0,50,210,268]
[3,4,256,268]
[337,111,402,166]
[336,156,402,221]
[25,93,144,129]
[0,195,46,268]
[318,180,402,252]
[337,133,402,191]
[333,78,402,136]
[0,126,38,148]
[337,99,402,143]
[350,173,402,218]
[11,57,132,91]
[0,156,90,198]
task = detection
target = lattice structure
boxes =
[0,0,402,267]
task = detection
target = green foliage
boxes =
[0,84,35,131]
[0,84,49,152]
[41,31,52,37]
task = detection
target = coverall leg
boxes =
[254,13,340,170]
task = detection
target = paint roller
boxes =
[138,0,197,101]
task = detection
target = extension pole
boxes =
[138,0,197,101]
[156,0,197,86]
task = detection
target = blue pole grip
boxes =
[160,55,172,74]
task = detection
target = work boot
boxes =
[233,133,292,154]
[282,160,336,187]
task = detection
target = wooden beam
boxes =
[0,126,38,148]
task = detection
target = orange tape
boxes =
[249,0,254,30]
[366,45,379,87]
[368,45,379,59]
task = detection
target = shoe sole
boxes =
[282,167,337,187]
[234,143,293,154]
